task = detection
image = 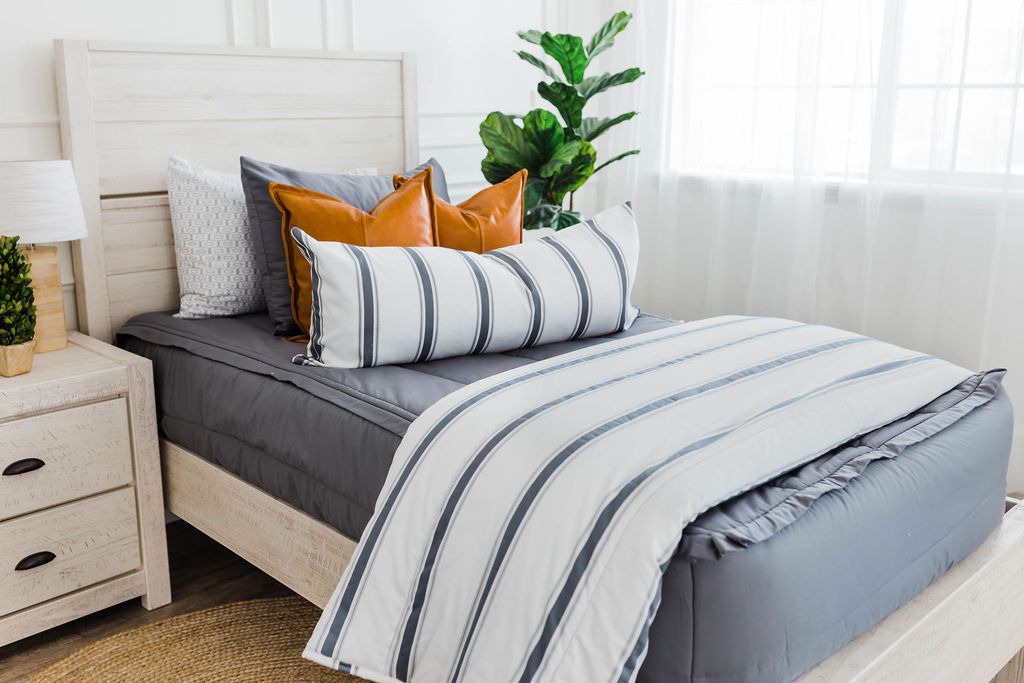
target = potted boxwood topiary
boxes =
[0,235,37,377]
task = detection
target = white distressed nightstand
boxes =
[0,332,171,645]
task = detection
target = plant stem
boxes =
[569,192,575,211]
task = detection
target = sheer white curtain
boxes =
[594,0,1024,488]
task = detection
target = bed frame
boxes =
[55,39,1024,682]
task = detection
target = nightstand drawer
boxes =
[0,398,133,521]
[0,488,140,617]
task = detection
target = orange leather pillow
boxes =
[394,169,526,252]
[270,167,437,335]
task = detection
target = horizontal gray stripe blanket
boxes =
[305,316,976,683]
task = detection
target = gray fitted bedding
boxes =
[118,312,1013,683]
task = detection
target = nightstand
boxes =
[0,332,171,645]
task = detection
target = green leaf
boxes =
[481,153,523,186]
[517,29,543,45]
[576,67,644,101]
[546,140,597,204]
[540,33,587,84]
[521,109,564,159]
[489,14,642,216]
[594,149,640,173]
[578,112,638,141]
[539,140,582,177]
[524,177,546,212]
[554,210,582,230]
[515,50,563,82]
[525,203,561,230]
[586,11,632,62]
[478,111,538,168]
[523,205,583,231]
[537,81,586,129]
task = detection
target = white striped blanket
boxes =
[305,316,973,683]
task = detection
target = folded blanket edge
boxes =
[680,369,1008,561]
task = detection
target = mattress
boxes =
[119,312,1013,683]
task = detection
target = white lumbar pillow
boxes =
[291,202,640,368]
[167,156,265,318]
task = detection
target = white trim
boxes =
[420,135,483,149]
[0,118,60,129]
[256,0,272,47]
[83,39,398,61]
[419,110,493,118]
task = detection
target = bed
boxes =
[54,39,1024,682]
[117,310,1011,682]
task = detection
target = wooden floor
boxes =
[0,521,293,682]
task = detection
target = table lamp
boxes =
[0,160,88,352]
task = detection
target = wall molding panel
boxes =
[227,0,270,47]
[321,0,354,50]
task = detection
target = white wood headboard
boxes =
[54,40,418,341]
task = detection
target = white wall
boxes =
[350,1,544,202]
[0,0,593,328]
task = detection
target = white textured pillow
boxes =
[167,156,265,318]
[291,203,639,368]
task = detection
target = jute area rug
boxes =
[29,596,367,682]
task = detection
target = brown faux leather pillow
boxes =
[270,167,437,335]
[394,169,526,252]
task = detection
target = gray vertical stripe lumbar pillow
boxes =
[290,202,640,368]
[240,157,451,336]
[166,156,265,319]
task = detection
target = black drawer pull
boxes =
[3,458,45,476]
[15,551,56,571]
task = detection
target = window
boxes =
[667,0,1024,184]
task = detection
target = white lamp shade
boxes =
[0,160,88,243]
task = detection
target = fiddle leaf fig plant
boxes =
[480,11,643,230]
[0,235,36,346]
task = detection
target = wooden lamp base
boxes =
[20,245,68,353]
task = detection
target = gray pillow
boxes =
[167,156,265,319]
[240,157,450,335]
